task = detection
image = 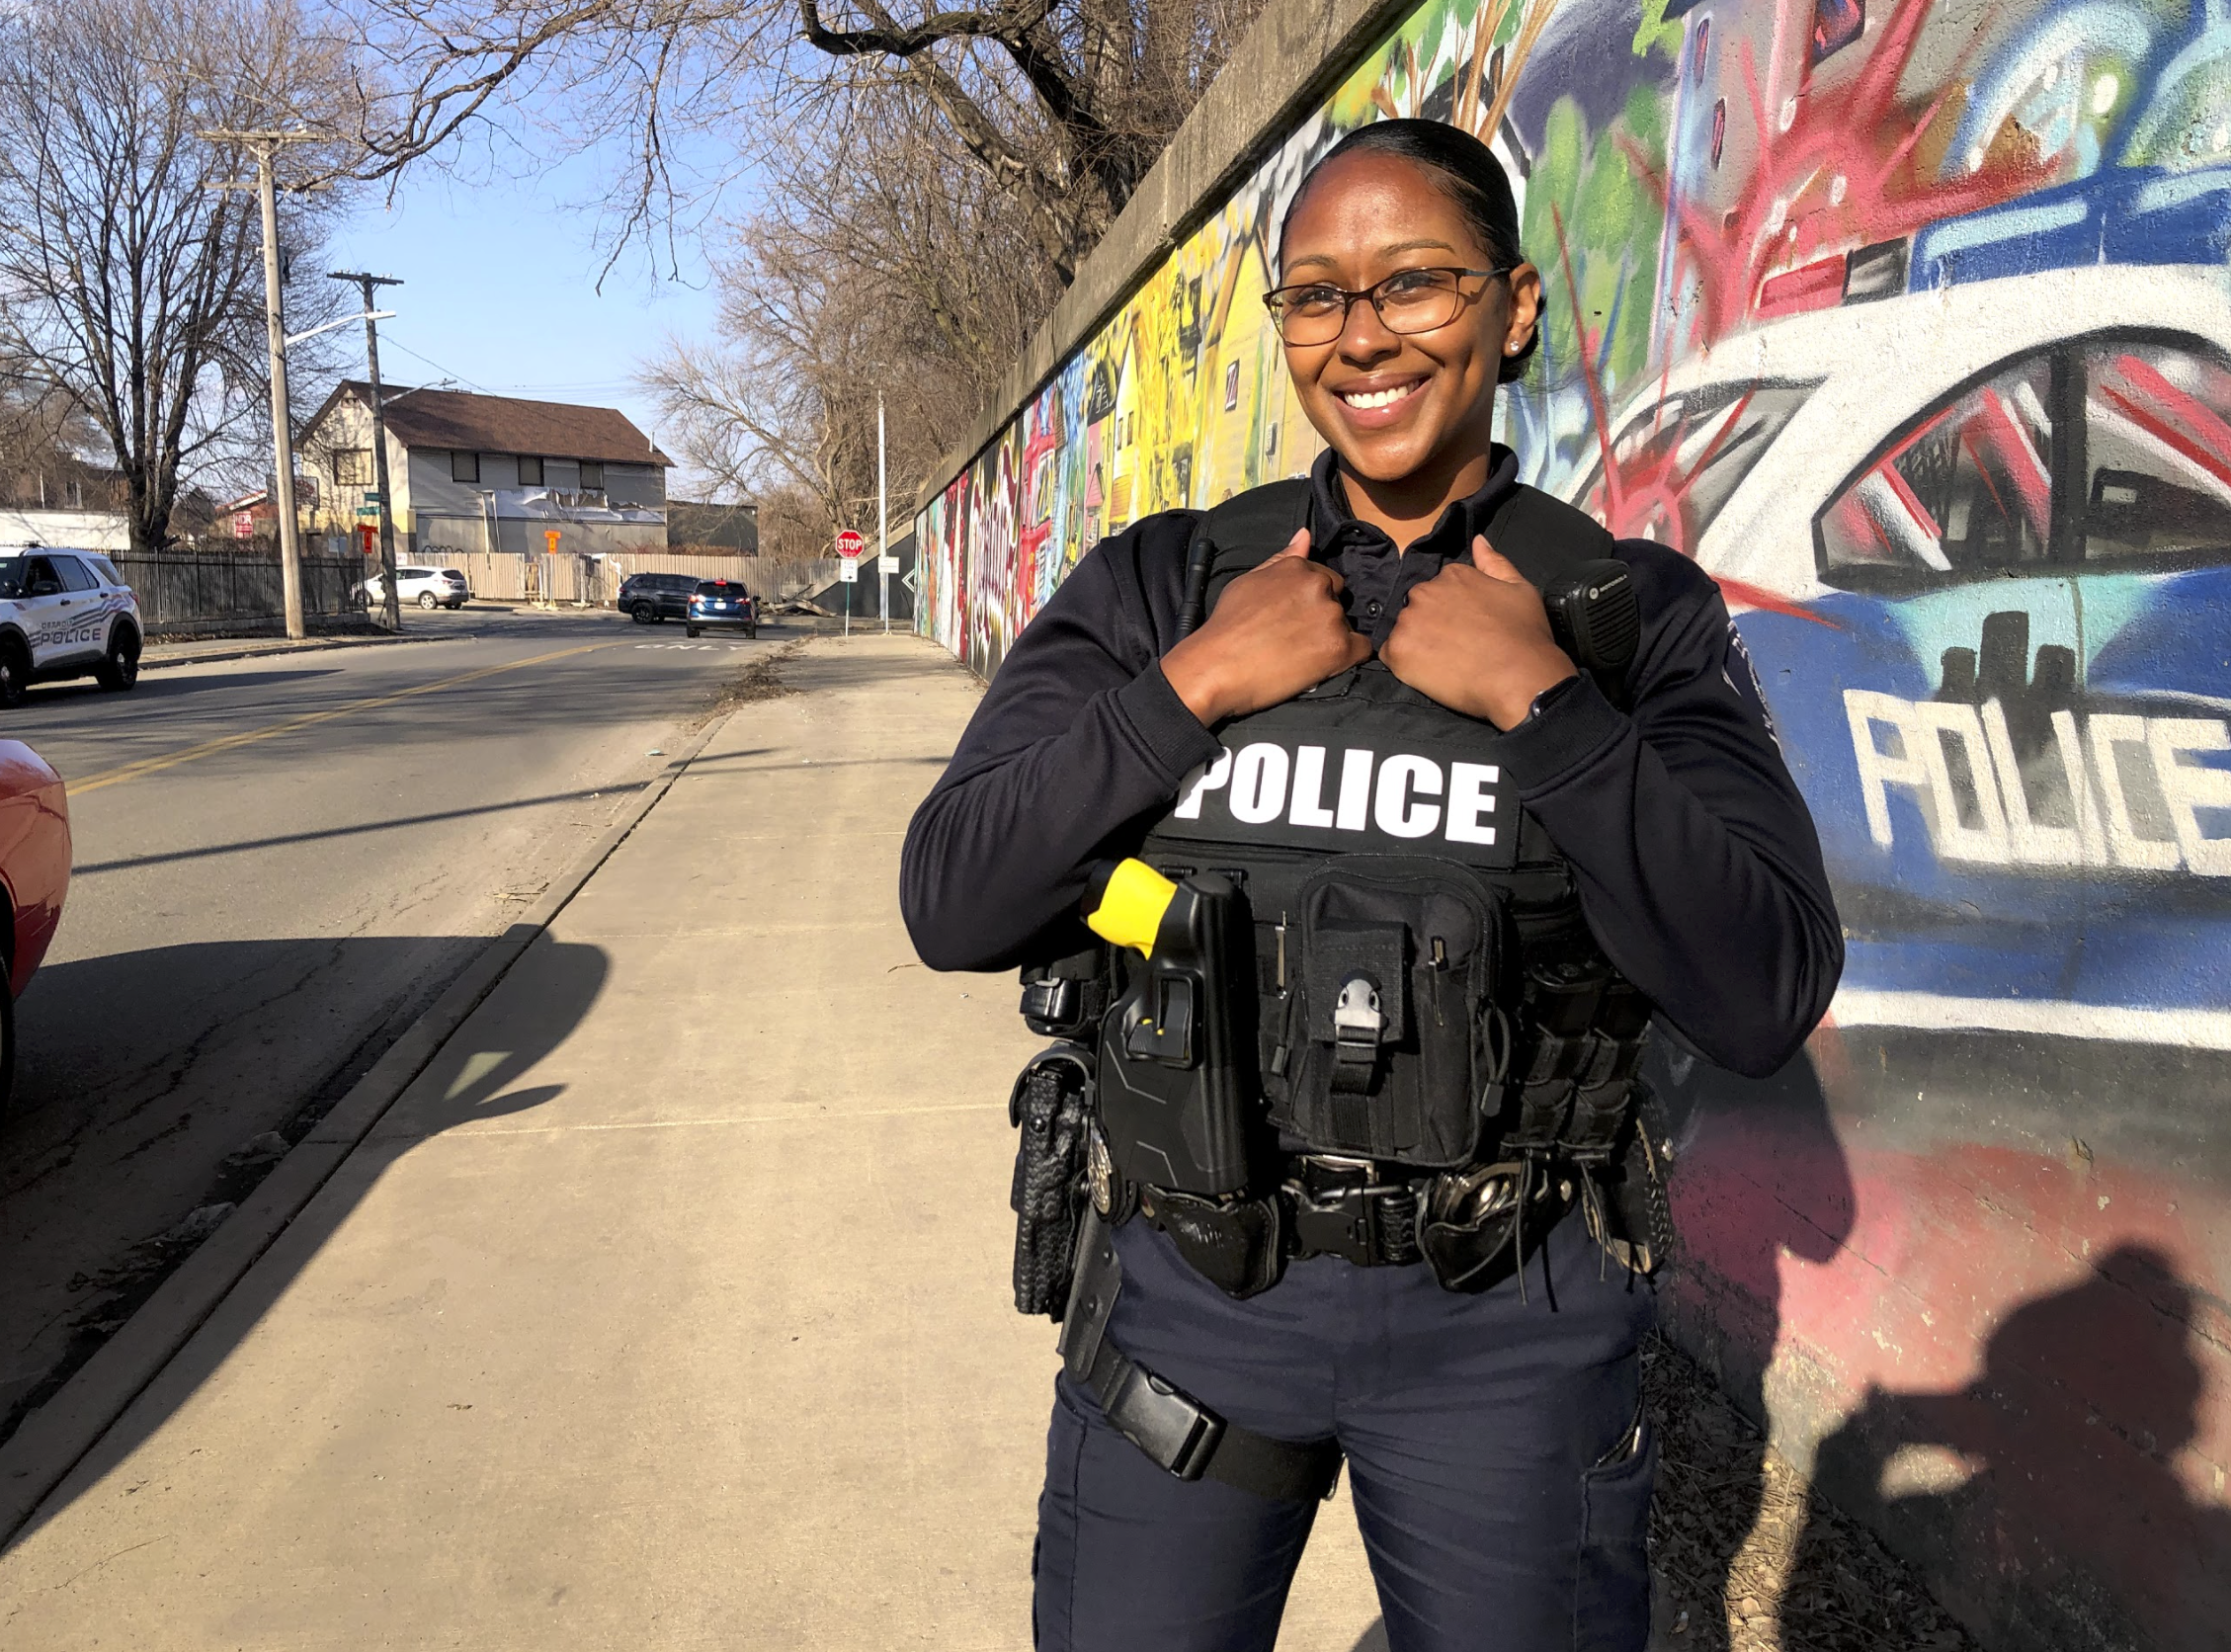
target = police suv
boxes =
[0,547,143,707]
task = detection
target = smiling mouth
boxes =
[1337,380,1425,410]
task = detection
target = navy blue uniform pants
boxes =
[1033,1212,1656,1652]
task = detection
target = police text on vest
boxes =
[1174,743,1502,846]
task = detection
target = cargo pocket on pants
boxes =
[1574,1407,1655,1652]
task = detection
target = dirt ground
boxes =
[1644,1335,1978,1652]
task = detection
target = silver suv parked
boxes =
[362,566,470,610]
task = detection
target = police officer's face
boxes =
[1277,152,1539,493]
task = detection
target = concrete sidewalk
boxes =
[0,635,1379,1650]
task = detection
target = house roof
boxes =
[305,382,672,467]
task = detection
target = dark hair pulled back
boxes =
[1279,119,1537,381]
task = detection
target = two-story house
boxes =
[299,384,673,558]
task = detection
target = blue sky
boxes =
[318,141,732,497]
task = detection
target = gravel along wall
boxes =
[913,1,2231,1646]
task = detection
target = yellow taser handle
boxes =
[1085,858,1178,957]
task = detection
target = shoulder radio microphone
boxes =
[1539,559,1639,705]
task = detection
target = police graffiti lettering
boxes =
[1845,691,2231,875]
[1176,743,1502,848]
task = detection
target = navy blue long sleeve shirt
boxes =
[900,447,1843,1079]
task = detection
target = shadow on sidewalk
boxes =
[1,933,607,1550]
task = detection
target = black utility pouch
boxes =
[1144,1187,1285,1299]
[1274,858,1509,1168]
[1020,946,1115,1039]
[1008,1043,1095,1319]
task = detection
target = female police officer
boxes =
[900,119,1841,1652]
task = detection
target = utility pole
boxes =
[330,272,404,632]
[203,129,317,639]
[878,392,889,636]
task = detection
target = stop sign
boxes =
[836,529,867,557]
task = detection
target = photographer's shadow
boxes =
[1783,1245,2231,1650]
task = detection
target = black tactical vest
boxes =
[1134,477,1644,1172]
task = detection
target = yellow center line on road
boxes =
[67,640,618,795]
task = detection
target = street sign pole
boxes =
[331,271,404,632]
[878,392,889,637]
[836,528,866,638]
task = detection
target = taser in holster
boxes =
[1083,859,1257,1197]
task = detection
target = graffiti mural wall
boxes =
[918,1,2231,1643]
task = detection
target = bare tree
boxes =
[644,93,1057,548]
[354,0,1265,285]
[0,0,358,553]
[365,0,1262,567]
[0,380,118,511]
[745,481,840,597]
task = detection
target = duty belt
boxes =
[1139,1153,1435,1274]
[1133,1147,1600,1298]
[1281,1154,1422,1268]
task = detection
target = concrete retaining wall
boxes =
[912,0,2231,1646]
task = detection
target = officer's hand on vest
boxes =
[1380,536,1578,729]
[1162,530,1373,724]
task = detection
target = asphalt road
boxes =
[0,605,782,1440]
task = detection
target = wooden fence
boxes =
[433,550,763,606]
[115,550,363,630]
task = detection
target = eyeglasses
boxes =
[1263,266,1503,347]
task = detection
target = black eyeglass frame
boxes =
[1262,265,1508,345]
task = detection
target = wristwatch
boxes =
[1523,674,1584,724]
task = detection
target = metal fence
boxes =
[114,550,364,630]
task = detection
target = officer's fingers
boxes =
[1470,535,1527,584]
[1271,528,1312,559]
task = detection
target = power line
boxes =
[377,335,491,393]
[362,340,652,405]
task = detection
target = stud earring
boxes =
[1505,339,1521,354]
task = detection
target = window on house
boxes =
[333,449,372,487]
[518,454,543,487]
[452,451,480,483]
[579,461,605,492]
